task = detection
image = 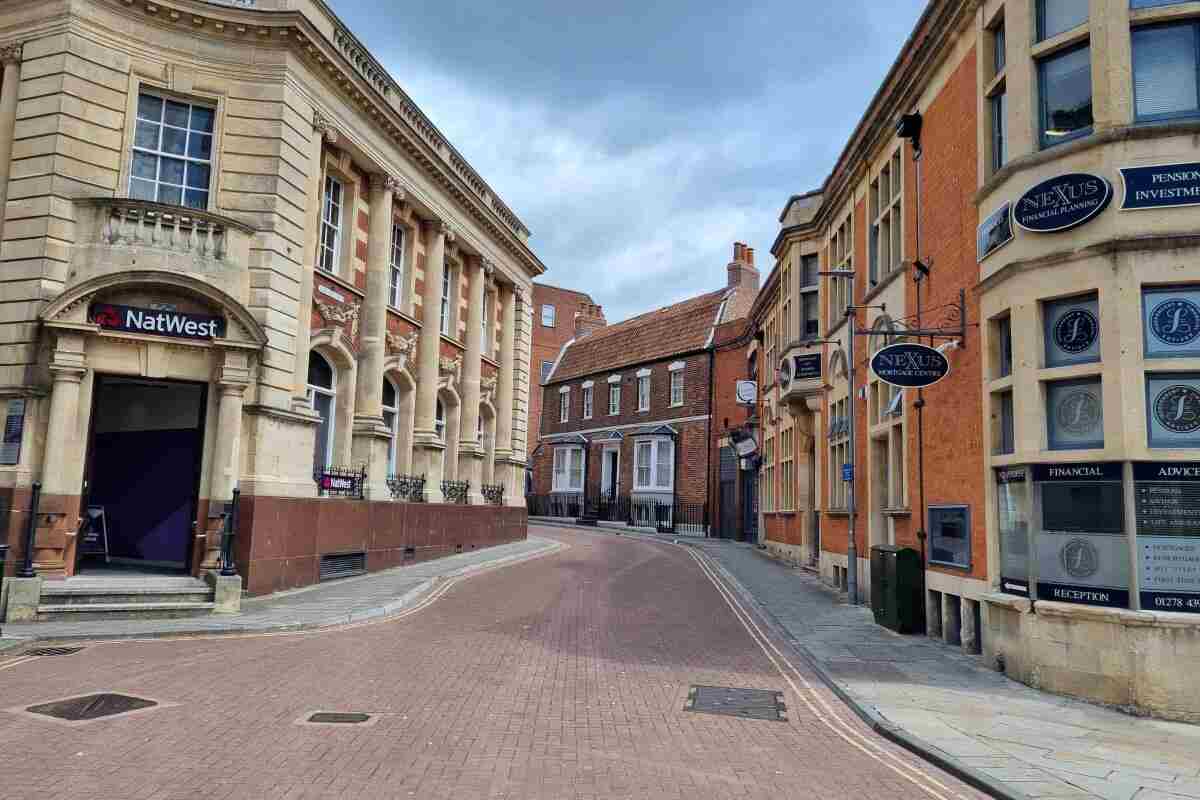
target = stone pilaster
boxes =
[202,380,247,570]
[0,42,23,246]
[457,257,487,504]
[413,220,452,501]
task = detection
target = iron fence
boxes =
[388,473,427,503]
[529,492,708,537]
[441,479,470,505]
[314,465,367,499]
[481,483,505,506]
[527,494,581,518]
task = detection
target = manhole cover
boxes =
[686,686,786,721]
[26,647,83,657]
[26,693,156,722]
[307,712,371,724]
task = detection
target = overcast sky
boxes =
[333,1,927,322]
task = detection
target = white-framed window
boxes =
[559,388,570,423]
[779,427,795,511]
[318,175,343,274]
[129,91,214,210]
[634,438,674,491]
[383,378,399,474]
[669,364,684,407]
[440,264,453,336]
[541,304,556,327]
[637,374,650,411]
[553,446,584,492]
[830,213,853,319]
[481,288,491,350]
[868,150,903,287]
[435,398,446,440]
[762,435,775,512]
[389,223,406,308]
[609,383,621,416]
[583,386,593,419]
[307,351,336,470]
[540,360,554,383]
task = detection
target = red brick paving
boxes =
[0,527,986,800]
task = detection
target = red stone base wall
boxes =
[234,496,528,596]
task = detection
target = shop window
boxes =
[1044,294,1100,367]
[553,446,583,492]
[637,374,650,412]
[634,438,674,492]
[1042,480,1124,534]
[1133,21,1200,123]
[996,468,1031,596]
[383,378,398,474]
[1039,44,1093,148]
[929,505,971,569]
[583,386,593,419]
[307,351,336,470]
[540,361,554,383]
[130,92,214,210]
[559,388,570,423]
[318,176,344,274]
[389,223,406,308]
[541,304,556,327]
[1037,0,1088,41]
[1143,286,1200,358]
[1146,373,1200,448]
[1046,378,1104,450]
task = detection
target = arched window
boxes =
[383,378,399,474]
[308,351,336,469]
[436,398,446,440]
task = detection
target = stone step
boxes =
[39,589,214,606]
[36,601,217,622]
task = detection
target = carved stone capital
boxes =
[370,173,404,195]
[315,299,361,339]
[313,110,340,144]
[482,259,496,278]
[0,42,22,65]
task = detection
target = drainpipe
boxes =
[706,345,714,538]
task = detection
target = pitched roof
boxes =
[549,288,729,383]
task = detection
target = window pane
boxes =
[656,442,672,487]
[1039,0,1088,40]
[929,507,971,568]
[186,162,210,189]
[999,391,1015,454]
[129,178,156,201]
[164,100,190,128]
[190,105,215,134]
[132,151,157,180]
[1132,0,1190,7]
[991,92,1007,171]
[994,24,1006,73]
[157,184,182,206]
[540,361,553,382]
[188,132,213,160]
[801,255,818,287]
[183,189,208,210]
[1047,378,1104,450]
[1040,45,1093,147]
[160,157,185,185]
[1042,483,1124,533]
[137,94,163,121]
[135,120,160,150]
[1133,23,1199,121]
[382,379,397,408]
[313,392,333,469]
[1044,294,1100,367]
[161,125,187,156]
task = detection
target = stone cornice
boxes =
[102,0,545,279]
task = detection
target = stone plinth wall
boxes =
[235,496,527,596]
[983,594,1200,723]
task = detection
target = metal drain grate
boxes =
[685,686,787,722]
[307,712,371,724]
[26,693,157,722]
[26,647,84,658]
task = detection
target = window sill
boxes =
[929,560,972,572]
[882,507,911,518]
[440,333,466,350]
[1030,24,1089,61]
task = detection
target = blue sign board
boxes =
[1119,162,1200,211]
[842,464,853,482]
[1014,173,1112,233]
[870,343,950,389]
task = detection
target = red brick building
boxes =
[530,245,758,532]
[530,284,605,461]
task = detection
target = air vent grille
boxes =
[319,551,366,581]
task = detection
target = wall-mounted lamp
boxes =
[896,112,923,156]
[912,258,931,281]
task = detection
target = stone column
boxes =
[39,335,87,576]
[494,283,517,502]
[412,220,452,501]
[202,380,247,570]
[0,43,24,246]
[292,112,338,410]
[352,174,399,496]
[457,257,487,504]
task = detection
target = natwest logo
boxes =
[90,303,225,340]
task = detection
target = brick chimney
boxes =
[574,302,606,339]
[728,242,761,291]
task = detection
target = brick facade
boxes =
[530,283,604,459]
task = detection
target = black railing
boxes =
[529,491,708,537]
[314,465,367,499]
[481,483,505,506]
[388,473,427,503]
[17,481,41,578]
[220,487,240,577]
[527,494,582,518]
[441,479,470,505]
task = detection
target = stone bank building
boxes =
[749,0,1200,721]
[0,0,540,620]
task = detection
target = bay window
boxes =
[1133,21,1200,123]
[634,438,674,492]
[1039,44,1093,148]
[552,446,584,492]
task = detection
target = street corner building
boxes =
[746,0,1200,722]
[529,243,760,536]
[0,0,542,622]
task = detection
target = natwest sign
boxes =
[90,303,225,340]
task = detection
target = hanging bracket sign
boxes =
[870,343,950,389]
[1014,172,1112,233]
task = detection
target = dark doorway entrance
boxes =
[742,471,759,544]
[718,445,738,540]
[82,376,207,573]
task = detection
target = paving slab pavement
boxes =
[0,536,561,645]
[684,537,1200,800]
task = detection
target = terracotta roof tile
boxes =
[550,289,728,382]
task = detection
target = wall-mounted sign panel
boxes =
[1146,374,1200,449]
[90,303,226,340]
[1014,173,1112,233]
[0,398,25,466]
[735,380,757,406]
[1143,287,1200,359]
[869,343,949,389]
[793,353,822,381]
[996,467,1031,597]
[1134,462,1200,613]
[1046,378,1105,451]
[1044,294,1100,368]
[977,202,1013,262]
[1119,162,1200,211]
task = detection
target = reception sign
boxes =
[90,303,226,340]
[1119,162,1200,211]
[1014,173,1112,233]
[1135,462,1200,613]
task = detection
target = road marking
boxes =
[680,544,974,800]
[0,656,37,672]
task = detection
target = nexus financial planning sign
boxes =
[1014,173,1112,233]
[90,303,226,340]
[870,343,949,389]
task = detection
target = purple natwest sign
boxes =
[90,303,225,340]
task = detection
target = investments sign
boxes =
[870,343,949,389]
[1119,162,1200,211]
[1014,173,1112,233]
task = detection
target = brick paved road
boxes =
[0,528,988,800]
